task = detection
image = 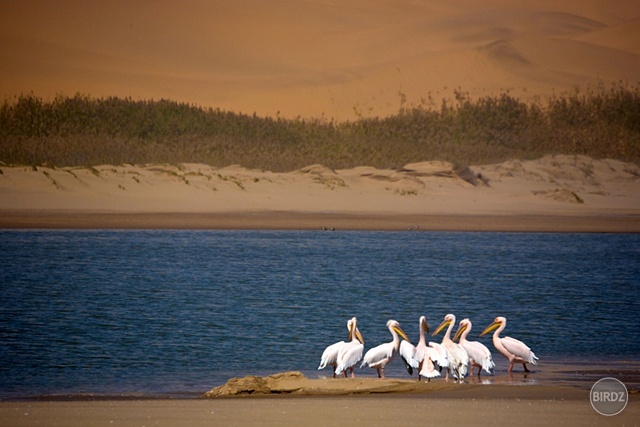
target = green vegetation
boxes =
[1,83,638,171]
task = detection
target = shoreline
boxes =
[6,357,640,401]
[0,383,597,402]
[1,383,637,427]
[2,362,638,426]
[1,211,640,233]
[2,157,639,233]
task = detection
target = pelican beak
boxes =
[348,321,356,341]
[432,319,450,336]
[453,324,467,342]
[355,329,365,345]
[480,321,502,337]
[393,326,410,343]
[421,318,429,334]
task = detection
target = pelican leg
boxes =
[508,362,514,373]
[377,368,386,379]
[523,363,530,373]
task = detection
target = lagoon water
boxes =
[1,230,639,398]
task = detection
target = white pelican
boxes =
[360,319,410,379]
[399,316,445,381]
[453,318,495,376]
[335,317,365,378]
[433,314,469,381]
[318,318,352,377]
[480,316,538,373]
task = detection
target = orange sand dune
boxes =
[1,0,639,120]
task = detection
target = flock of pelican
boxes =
[318,314,539,380]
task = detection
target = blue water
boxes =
[1,230,639,398]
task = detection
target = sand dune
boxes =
[1,1,639,120]
[1,155,639,231]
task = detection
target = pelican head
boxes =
[480,316,506,336]
[453,318,471,342]
[420,316,429,334]
[387,319,410,342]
[349,317,365,344]
[432,314,455,336]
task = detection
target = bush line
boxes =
[1,83,638,171]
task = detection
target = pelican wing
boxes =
[399,340,419,375]
[428,342,449,368]
[399,340,419,368]
[335,341,364,375]
[445,343,469,379]
[418,353,441,379]
[501,336,539,364]
[318,341,346,370]
[462,340,495,374]
[413,345,427,365]
[361,342,394,368]
[458,344,470,378]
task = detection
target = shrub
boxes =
[1,83,638,171]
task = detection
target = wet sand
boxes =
[3,362,639,426]
[1,385,637,426]
[1,211,639,233]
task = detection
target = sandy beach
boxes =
[1,377,638,426]
[2,211,640,233]
[1,393,637,427]
[1,155,639,232]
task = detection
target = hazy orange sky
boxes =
[1,0,639,120]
